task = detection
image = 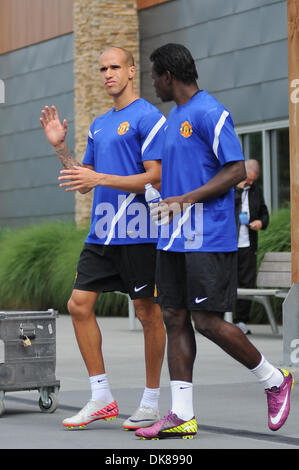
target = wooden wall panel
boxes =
[137,0,172,10]
[0,0,73,54]
[288,0,299,282]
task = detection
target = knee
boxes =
[135,304,148,326]
[134,299,162,328]
[192,312,222,339]
[67,295,90,321]
[162,308,189,332]
[193,320,210,338]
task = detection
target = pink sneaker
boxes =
[135,410,197,440]
[265,368,294,431]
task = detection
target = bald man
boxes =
[40,47,166,431]
[234,159,269,333]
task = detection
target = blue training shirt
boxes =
[83,98,166,245]
[157,90,245,253]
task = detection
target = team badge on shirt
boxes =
[180,121,193,138]
[118,121,130,135]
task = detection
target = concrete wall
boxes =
[0,34,75,227]
[139,0,288,125]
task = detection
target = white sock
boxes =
[250,355,284,389]
[139,387,160,410]
[89,373,114,403]
[170,380,194,421]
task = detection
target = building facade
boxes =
[0,0,290,228]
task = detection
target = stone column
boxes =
[73,0,139,227]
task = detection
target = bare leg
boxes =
[162,307,197,381]
[134,298,166,388]
[192,310,261,369]
[67,289,105,376]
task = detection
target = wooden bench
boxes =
[237,252,291,334]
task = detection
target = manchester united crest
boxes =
[180,121,193,138]
[118,121,130,135]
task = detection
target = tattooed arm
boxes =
[40,105,92,193]
[40,105,82,168]
[53,141,82,170]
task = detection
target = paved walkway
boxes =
[0,314,298,453]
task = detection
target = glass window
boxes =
[241,132,262,159]
[271,128,290,210]
[239,126,290,212]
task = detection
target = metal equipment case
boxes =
[0,309,60,415]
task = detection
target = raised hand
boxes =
[40,105,68,148]
[40,105,82,169]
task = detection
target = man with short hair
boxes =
[40,46,166,431]
[135,43,293,440]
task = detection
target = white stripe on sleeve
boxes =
[213,110,229,158]
[141,116,166,156]
[88,130,94,140]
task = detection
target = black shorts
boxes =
[74,243,157,300]
[155,250,237,312]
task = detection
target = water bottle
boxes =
[145,183,168,225]
[145,183,162,205]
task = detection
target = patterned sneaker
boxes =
[122,406,160,430]
[62,399,119,429]
[135,411,197,440]
[265,368,294,431]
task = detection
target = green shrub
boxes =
[257,205,291,267]
[0,221,128,316]
[250,205,291,324]
[0,222,64,309]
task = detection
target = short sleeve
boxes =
[138,111,167,162]
[199,108,244,165]
[82,127,95,166]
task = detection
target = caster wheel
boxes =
[39,392,58,413]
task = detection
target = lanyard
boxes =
[241,187,250,208]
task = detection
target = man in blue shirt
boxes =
[136,43,293,440]
[40,47,166,431]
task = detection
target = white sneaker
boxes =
[236,322,251,335]
[62,399,118,429]
[122,406,160,430]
